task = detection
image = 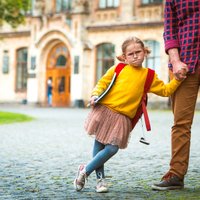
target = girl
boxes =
[74,36,186,193]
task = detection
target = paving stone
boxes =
[0,105,200,199]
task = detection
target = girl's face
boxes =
[124,43,147,67]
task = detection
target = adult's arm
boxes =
[163,0,188,78]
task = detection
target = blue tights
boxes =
[85,140,119,179]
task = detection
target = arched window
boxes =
[47,44,68,69]
[56,55,67,66]
[144,40,160,74]
[96,43,115,81]
[99,0,119,8]
[56,0,72,12]
[16,48,28,91]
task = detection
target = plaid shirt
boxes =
[164,0,200,73]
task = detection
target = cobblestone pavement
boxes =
[0,105,200,200]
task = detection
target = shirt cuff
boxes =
[165,40,180,54]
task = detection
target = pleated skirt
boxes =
[84,104,132,149]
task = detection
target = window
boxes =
[16,48,28,91]
[56,55,67,66]
[30,0,35,14]
[2,50,9,74]
[56,0,72,12]
[96,43,115,81]
[142,0,163,5]
[99,0,119,9]
[74,56,79,74]
[24,0,34,15]
[58,76,65,93]
[31,56,36,70]
[144,40,160,74]
[48,44,68,69]
[66,16,72,27]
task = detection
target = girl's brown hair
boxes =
[116,36,151,62]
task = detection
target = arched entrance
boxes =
[46,43,71,107]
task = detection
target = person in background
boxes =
[152,0,199,190]
[47,78,53,106]
[73,36,185,193]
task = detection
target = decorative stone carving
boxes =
[72,0,89,13]
[34,0,45,16]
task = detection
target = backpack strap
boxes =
[115,63,127,76]
[94,63,126,103]
[141,68,155,131]
[144,68,155,93]
[131,68,155,131]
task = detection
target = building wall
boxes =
[0,0,198,107]
[0,34,31,102]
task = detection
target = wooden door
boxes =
[46,43,71,107]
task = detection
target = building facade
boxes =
[0,0,188,108]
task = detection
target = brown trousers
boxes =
[169,68,200,179]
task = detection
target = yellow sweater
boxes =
[92,64,181,119]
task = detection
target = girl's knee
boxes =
[106,144,119,155]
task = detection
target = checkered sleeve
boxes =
[163,0,180,53]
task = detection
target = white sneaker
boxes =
[96,178,108,193]
[73,165,87,191]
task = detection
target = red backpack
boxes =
[94,63,155,131]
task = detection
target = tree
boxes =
[0,0,30,28]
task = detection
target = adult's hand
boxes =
[172,60,188,80]
[168,48,188,80]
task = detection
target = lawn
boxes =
[0,111,34,125]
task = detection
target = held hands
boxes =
[172,60,188,81]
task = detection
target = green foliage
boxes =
[0,0,30,28]
[0,111,34,124]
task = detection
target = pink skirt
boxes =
[84,104,132,149]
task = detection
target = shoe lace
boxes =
[162,171,174,181]
[97,179,107,189]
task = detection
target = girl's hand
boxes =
[88,96,98,107]
[174,67,188,81]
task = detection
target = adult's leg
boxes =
[85,140,119,178]
[169,70,199,179]
[151,70,200,191]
